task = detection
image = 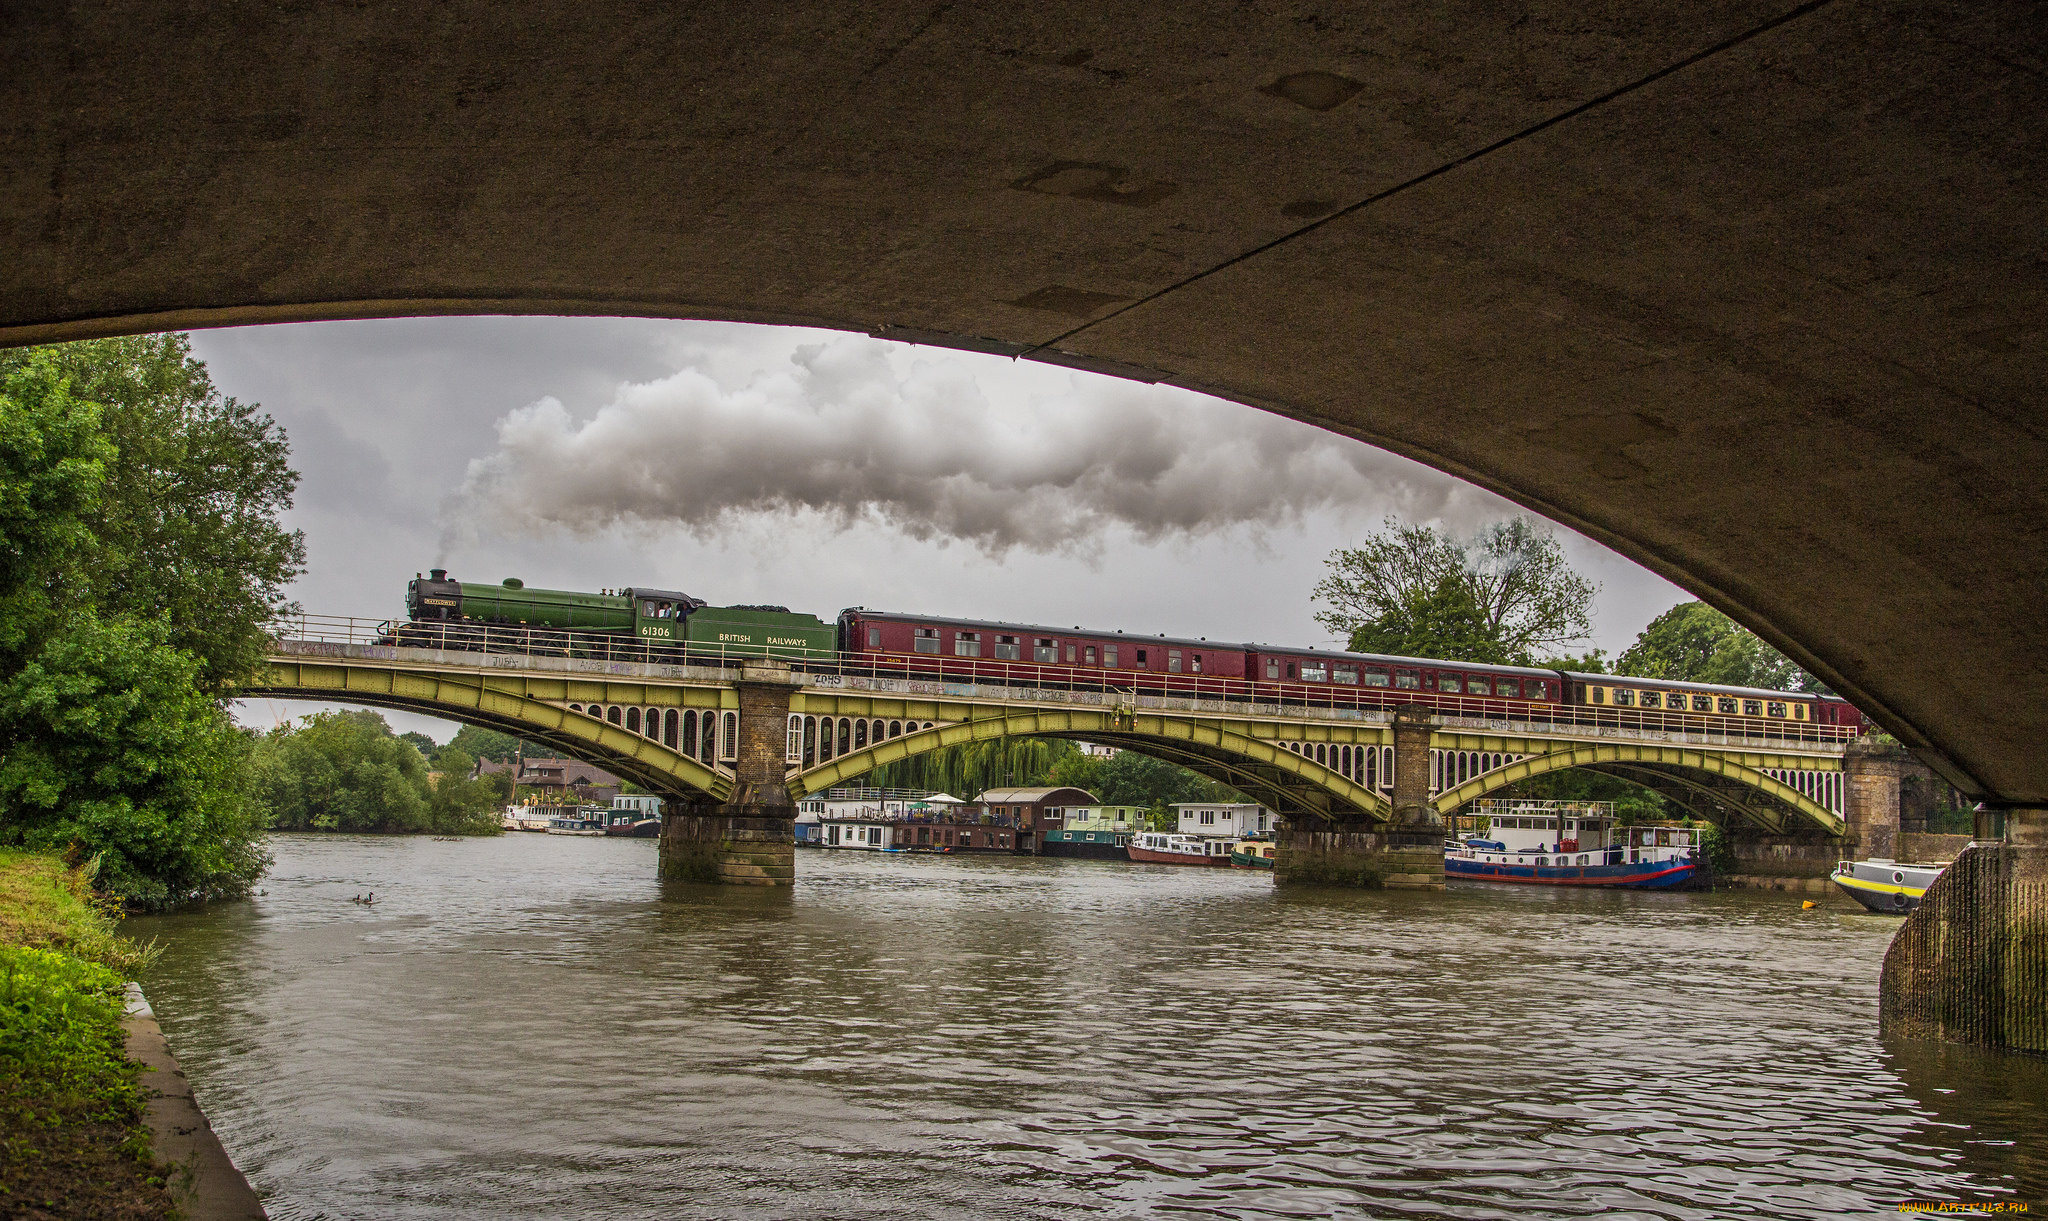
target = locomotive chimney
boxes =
[430,568,447,581]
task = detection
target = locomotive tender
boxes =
[400,572,1865,733]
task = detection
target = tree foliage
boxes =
[859,737,1241,815]
[1,335,303,690]
[248,710,502,835]
[1047,749,1242,813]
[446,724,530,764]
[1613,601,1820,691]
[1314,517,1596,664]
[0,337,304,906]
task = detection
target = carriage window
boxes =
[955,632,981,657]
[1718,697,1739,713]
[1792,703,1808,720]
[1287,663,1297,678]
[1613,689,1634,706]
[1192,654,1203,673]
[1694,694,1713,712]
[1167,650,1182,673]
[994,635,1021,660]
[1526,680,1547,699]
[1767,701,1788,717]
[1466,676,1490,696]
[1743,699,1763,716]
[1438,674,1461,693]
[1639,690,1661,708]
[1086,646,1097,664]
[1104,646,1119,667]
[1035,638,1058,663]
[1496,679,1519,698]
[914,627,940,654]
[1266,660,1281,679]
[1332,666,1358,685]
[1364,668,1389,687]
[1136,649,1147,665]
[1302,662,1327,682]
[868,627,882,648]
[1394,670,1419,690]
[1588,687,1607,704]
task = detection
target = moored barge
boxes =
[1445,800,1697,888]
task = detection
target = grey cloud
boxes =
[446,336,1470,555]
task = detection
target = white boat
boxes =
[1127,831,1231,866]
[1832,858,1948,913]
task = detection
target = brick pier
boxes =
[1276,705,1444,889]
[659,664,800,885]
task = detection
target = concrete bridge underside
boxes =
[5,1,2044,812]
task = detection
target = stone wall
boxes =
[1275,826,1443,890]
[1880,809,2048,1052]
[658,666,799,885]
[1899,832,1974,863]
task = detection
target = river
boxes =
[128,833,2044,1219]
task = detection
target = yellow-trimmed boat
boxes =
[1831,858,1946,913]
[1230,840,1275,870]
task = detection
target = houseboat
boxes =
[1444,800,1696,888]
[1832,858,1948,913]
[545,813,605,836]
[817,819,893,850]
[1229,839,1276,870]
[1042,806,1142,860]
[1127,832,1233,866]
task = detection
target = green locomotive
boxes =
[402,569,837,659]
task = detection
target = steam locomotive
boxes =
[400,570,1867,732]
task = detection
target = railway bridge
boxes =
[252,618,1881,889]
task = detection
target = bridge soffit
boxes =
[1430,741,1845,835]
[249,661,732,801]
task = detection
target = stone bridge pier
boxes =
[658,664,801,886]
[1275,705,1444,890]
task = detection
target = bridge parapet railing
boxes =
[271,613,1860,748]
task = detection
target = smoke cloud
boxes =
[445,336,1473,555]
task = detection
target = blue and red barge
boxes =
[1445,800,1700,889]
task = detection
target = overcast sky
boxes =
[195,317,1690,743]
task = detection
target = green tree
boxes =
[0,613,268,906]
[1615,601,1818,691]
[446,724,527,763]
[399,730,439,756]
[1314,516,1596,663]
[1047,749,1241,809]
[0,350,277,905]
[3,335,304,690]
[862,737,1082,796]
[249,710,502,835]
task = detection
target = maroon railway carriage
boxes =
[836,608,1246,694]
[1242,646,1564,711]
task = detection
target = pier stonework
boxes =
[1843,738,1911,861]
[1276,706,1444,890]
[1881,807,2048,1053]
[658,664,801,886]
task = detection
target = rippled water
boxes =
[129,834,2044,1219]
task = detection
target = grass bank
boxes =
[0,849,174,1219]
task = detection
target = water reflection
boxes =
[127,835,2035,1219]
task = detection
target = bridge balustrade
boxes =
[276,613,1857,746]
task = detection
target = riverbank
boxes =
[0,849,176,1218]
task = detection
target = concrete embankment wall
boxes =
[123,985,267,1220]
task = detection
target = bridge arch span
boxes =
[246,663,733,803]
[1431,743,1843,836]
[792,709,1389,825]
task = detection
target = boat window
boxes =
[1578,855,1589,866]
[1365,668,1389,687]
[1495,678,1518,698]
[1466,676,1490,695]
[914,627,940,654]
[1438,674,1460,693]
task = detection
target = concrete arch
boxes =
[793,709,1389,824]
[1431,743,1843,835]
[247,664,731,803]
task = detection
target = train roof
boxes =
[1562,671,1823,700]
[841,608,1237,653]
